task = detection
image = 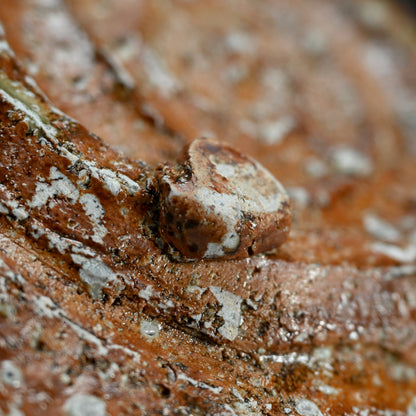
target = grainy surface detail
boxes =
[0,0,416,415]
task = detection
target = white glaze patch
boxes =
[259,352,310,366]
[138,285,153,300]
[205,156,287,213]
[317,384,339,395]
[210,286,243,341]
[140,319,160,339]
[29,167,79,208]
[79,194,107,244]
[224,31,256,55]
[295,399,323,416]
[71,254,116,298]
[408,396,416,416]
[258,116,296,145]
[63,393,106,416]
[0,40,14,55]
[47,232,71,254]
[0,203,9,214]
[0,185,29,220]
[1,360,23,388]
[28,167,111,244]
[177,373,223,395]
[330,147,373,177]
[11,207,29,221]
[192,155,287,258]
[83,161,140,196]
[363,213,401,242]
[142,47,180,96]
[287,187,310,209]
[214,162,237,179]
[371,242,416,263]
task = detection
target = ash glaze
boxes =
[157,138,292,259]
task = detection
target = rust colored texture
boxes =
[0,0,416,415]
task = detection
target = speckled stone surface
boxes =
[0,0,416,415]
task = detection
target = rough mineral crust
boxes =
[0,0,416,415]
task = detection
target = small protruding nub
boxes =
[157,138,291,260]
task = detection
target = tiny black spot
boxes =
[175,221,183,232]
[156,384,171,398]
[188,242,199,253]
[257,321,270,337]
[112,296,122,306]
[244,212,256,222]
[34,339,47,352]
[175,163,193,183]
[281,200,290,209]
[164,209,173,221]
[184,219,199,229]
[203,142,222,155]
